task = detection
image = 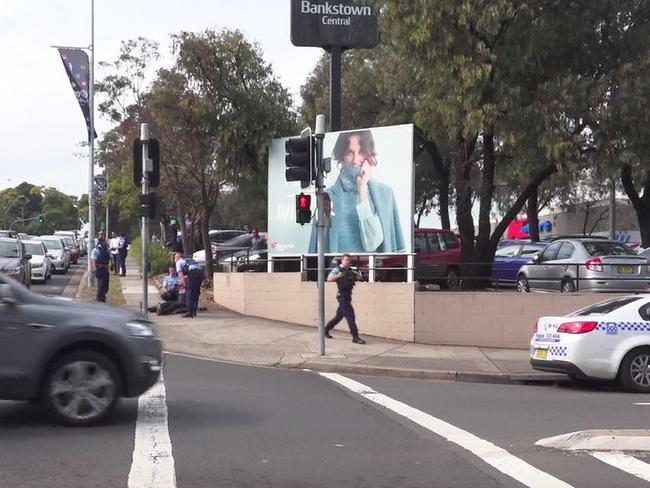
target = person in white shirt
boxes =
[109,232,120,275]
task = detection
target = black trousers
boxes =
[185,270,203,315]
[325,292,359,338]
[95,266,109,302]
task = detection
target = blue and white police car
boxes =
[530,295,650,391]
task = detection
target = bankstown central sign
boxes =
[291,0,379,48]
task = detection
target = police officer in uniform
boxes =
[91,232,111,302]
[174,252,203,318]
[324,253,366,344]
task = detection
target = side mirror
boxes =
[46,253,53,258]
[24,253,32,260]
[531,254,541,264]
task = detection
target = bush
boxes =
[130,237,173,277]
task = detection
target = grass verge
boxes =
[80,273,126,307]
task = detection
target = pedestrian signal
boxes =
[296,193,312,225]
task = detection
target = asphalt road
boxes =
[1,354,650,488]
[31,257,86,297]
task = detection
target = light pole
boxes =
[2,195,28,228]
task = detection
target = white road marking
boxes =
[128,371,176,488]
[320,373,574,488]
[591,452,650,482]
[634,403,650,406]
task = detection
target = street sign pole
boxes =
[315,114,326,356]
[140,123,150,320]
[329,46,342,132]
[87,0,96,287]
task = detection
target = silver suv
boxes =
[517,237,650,293]
[0,273,162,426]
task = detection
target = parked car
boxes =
[54,230,83,257]
[59,236,79,264]
[491,242,546,287]
[377,228,462,289]
[0,230,18,239]
[194,233,267,265]
[517,237,650,293]
[530,295,650,391]
[24,240,52,283]
[639,248,650,259]
[219,241,268,272]
[34,236,70,274]
[0,273,162,425]
[208,229,247,244]
[0,237,32,288]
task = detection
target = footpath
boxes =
[115,256,567,385]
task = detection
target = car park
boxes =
[24,240,52,283]
[194,233,266,265]
[0,237,32,287]
[517,237,650,293]
[34,236,70,274]
[0,272,162,425]
[208,229,247,243]
[377,228,462,289]
[492,242,546,287]
[531,295,650,391]
[219,241,268,272]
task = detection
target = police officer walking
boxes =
[174,252,203,318]
[324,253,366,344]
[91,232,111,302]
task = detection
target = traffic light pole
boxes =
[315,114,326,356]
[140,123,150,320]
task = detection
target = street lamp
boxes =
[2,195,28,228]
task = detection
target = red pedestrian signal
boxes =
[296,193,312,225]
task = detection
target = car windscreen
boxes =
[583,241,636,257]
[0,242,19,258]
[569,296,643,316]
[24,242,44,255]
[39,239,63,250]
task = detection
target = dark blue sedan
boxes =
[492,242,547,287]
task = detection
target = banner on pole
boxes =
[57,48,97,141]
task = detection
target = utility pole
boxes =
[140,123,150,320]
[87,0,96,287]
[315,114,326,356]
[608,176,616,240]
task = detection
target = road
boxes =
[31,257,86,297]
[2,354,650,488]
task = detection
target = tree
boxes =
[383,0,649,287]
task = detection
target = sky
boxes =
[0,0,323,198]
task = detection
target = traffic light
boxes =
[133,138,160,187]
[37,214,44,224]
[285,128,314,188]
[138,192,156,219]
[296,192,312,225]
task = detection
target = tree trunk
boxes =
[527,186,540,242]
[201,207,213,284]
[621,164,650,247]
[438,170,451,230]
[454,134,478,266]
[178,204,191,256]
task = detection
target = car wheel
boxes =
[619,348,650,393]
[561,279,576,293]
[42,351,121,426]
[441,267,461,290]
[517,275,530,293]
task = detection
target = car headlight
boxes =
[12,266,21,273]
[126,321,156,337]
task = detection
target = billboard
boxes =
[290,0,379,48]
[268,124,414,256]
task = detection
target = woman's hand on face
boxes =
[357,159,372,201]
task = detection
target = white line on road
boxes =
[591,451,650,483]
[320,373,574,488]
[128,371,176,488]
[634,403,650,406]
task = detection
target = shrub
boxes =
[130,237,173,277]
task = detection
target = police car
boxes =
[530,295,650,391]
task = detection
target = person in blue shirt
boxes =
[90,232,110,302]
[174,252,204,318]
[160,266,181,302]
[324,253,366,344]
[309,130,405,254]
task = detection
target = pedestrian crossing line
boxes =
[320,373,574,488]
[128,371,176,488]
[591,451,650,483]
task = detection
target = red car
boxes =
[377,228,462,289]
[60,236,79,264]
